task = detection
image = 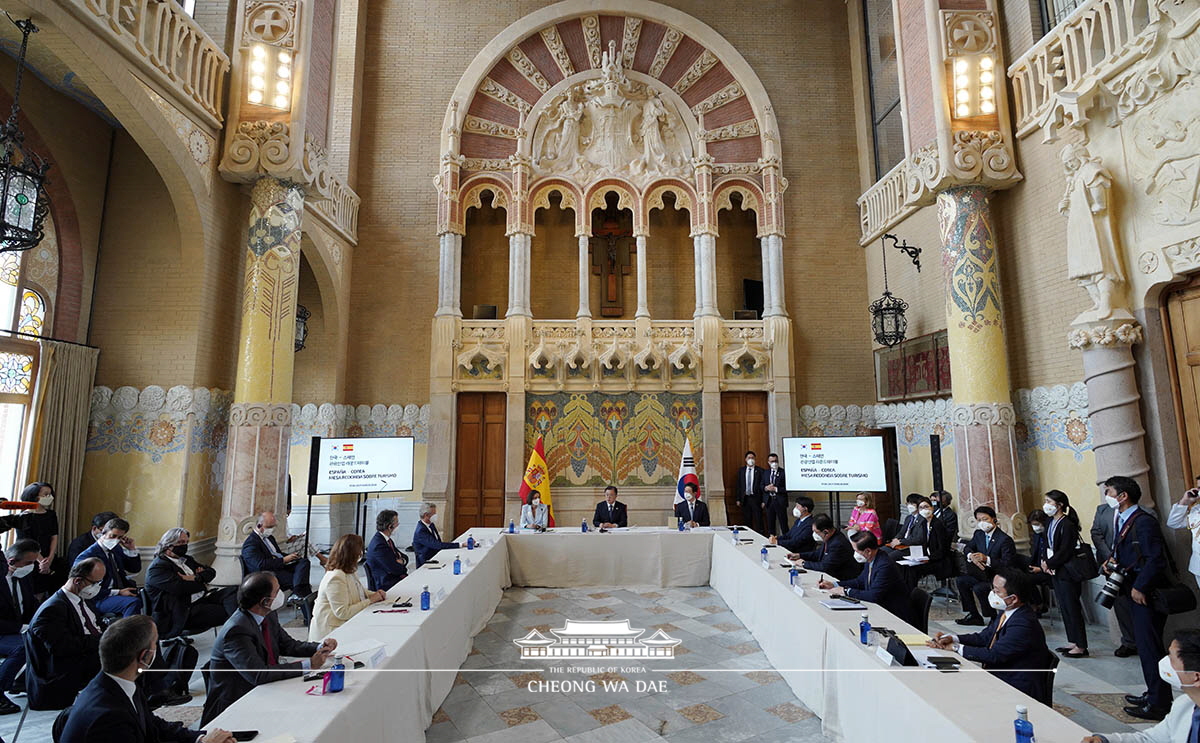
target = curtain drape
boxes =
[27,340,99,555]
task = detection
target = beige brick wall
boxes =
[292,249,336,403]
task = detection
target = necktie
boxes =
[388,538,400,559]
[1188,704,1199,743]
[867,559,873,586]
[689,503,694,520]
[609,503,614,519]
[430,522,441,542]
[988,612,1009,649]
[985,534,991,553]
[79,600,100,635]
[746,468,752,493]
[261,619,277,665]
[7,577,18,615]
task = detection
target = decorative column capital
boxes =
[229,402,293,427]
[905,130,1022,205]
[1067,320,1143,350]
[950,402,1016,427]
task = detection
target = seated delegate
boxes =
[413,502,460,568]
[593,486,628,528]
[790,514,859,581]
[309,534,385,641]
[74,517,142,618]
[25,557,106,709]
[366,509,409,591]
[956,505,1017,626]
[145,527,238,638]
[521,493,549,529]
[818,531,911,623]
[673,483,709,527]
[0,538,41,714]
[770,496,814,553]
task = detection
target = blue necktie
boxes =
[1189,703,1199,743]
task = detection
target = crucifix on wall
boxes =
[590,197,634,317]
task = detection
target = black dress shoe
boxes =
[1123,703,1169,721]
[955,614,985,626]
[147,691,191,709]
[1123,692,1148,705]
[0,695,19,715]
[1061,649,1089,658]
[1114,645,1138,658]
[1055,646,1073,653]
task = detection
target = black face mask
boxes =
[171,544,189,557]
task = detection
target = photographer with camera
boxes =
[1101,476,1172,721]
[1166,476,1200,589]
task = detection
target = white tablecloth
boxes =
[505,527,712,586]
[709,531,1091,742]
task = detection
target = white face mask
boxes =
[1104,494,1120,509]
[1031,524,1045,534]
[268,590,286,612]
[919,508,933,518]
[140,647,157,669]
[260,526,275,538]
[792,506,803,518]
[1158,654,1200,689]
[10,563,34,579]
[769,462,778,470]
[79,582,102,600]
[853,551,868,564]
[814,531,826,543]
[978,521,995,532]
[99,537,121,551]
[987,591,1009,612]
[856,500,865,507]
[746,459,755,467]
[1042,503,1058,517]
[429,513,438,525]
[531,499,540,507]
[38,495,53,508]
[906,504,917,515]
[685,494,695,503]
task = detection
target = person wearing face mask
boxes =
[954,506,1017,627]
[673,483,710,527]
[413,502,461,568]
[309,534,386,642]
[898,496,952,589]
[146,527,238,640]
[75,516,143,618]
[762,453,789,537]
[882,493,927,554]
[770,496,815,553]
[1092,485,1139,658]
[845,492,882,540]
[16,481,66,588]
[59,614,236,742]
[1039,489,1089,659]
[25,557,107,709]
[522,492,550,530]
[241,510,312,600]
[1082,628,1200,743]
[928,569,1052,703]
[366,509,409,592]
[1167,476,1200,590]
[929,490,959,544]
[0,539,41,714]
[790,514,858,581]
[201,572,333,726]
[735,450,766,535]
[818,531,912,623]
[68,511,119,564]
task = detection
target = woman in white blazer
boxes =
[309,534,386,641]
[520,494,549,529]
[1167,484,1200,585]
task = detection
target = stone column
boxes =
[937,186,1021,533]
[694,232,718,317]
[761,233,787,318]
[214,177,305,584]
[635,234,649,319]
[436,231,462,317]
[577,233,591,318]
[507,232,531,317]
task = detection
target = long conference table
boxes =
[209,526,1091,742]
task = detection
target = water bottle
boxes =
[1014,705,1035,743]
[859,611,871,645]
[508,519,515,534]
[581,518,588,533]
[420,585,431,611]
[466,536,475,550]
[453,556,462,575]
[731,526,739,544]
[324,656,345,693]
[760,546,769,567]
[789,567,799,586]
[678,517,685,532]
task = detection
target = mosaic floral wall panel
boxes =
[289,403,431,445]
[88,386,231,462]
[526,392,703,487]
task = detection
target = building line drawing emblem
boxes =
[514,619,681,658]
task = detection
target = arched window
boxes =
[18,288,45,337]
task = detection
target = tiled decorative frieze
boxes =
[87,385,232,462]
[1013,382,1092,461]
[289,403,431,446]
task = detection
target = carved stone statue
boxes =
[1059,142,1127,321]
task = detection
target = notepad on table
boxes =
[819,598,862,610]
[896,633,930,646]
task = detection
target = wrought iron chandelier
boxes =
[0,17,50,254]
[295,304,310,352]
[869,237,908,348]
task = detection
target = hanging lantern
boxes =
[294,304,310,352]
[0,18,50,255]
[869,238,908,347]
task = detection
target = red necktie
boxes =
[80,603,100,635]
[261,619,277,665]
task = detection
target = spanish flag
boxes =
[518,436,554,526]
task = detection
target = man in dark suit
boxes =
[819,531,912,623]
[955,506,1017,626]
[763,452,788,537]
[201,572,333,726]
[791,515,859,581]
[1091,499,1137,657]
[413,502,460,568]
[771,496,815,554]
[145,527,237,639]
[59,614,235,742]
[367,509,409,591]
[883,493,927,555]
[734,451,766,535]
[931,491,959,543]
[673,483,710,527]
[74,516,142,617]
[1104,476,1173,721]
[67,511,118,564]
[26,557,106,710]
[0,538,41,714]
[930,569,1052,702]
[240,510,311,598]
[593,486,628,529]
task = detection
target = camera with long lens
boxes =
[1096,566,1125,609]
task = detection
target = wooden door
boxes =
[867,427,900,527]
[454,392,507,531]
[1165,280,1200,480]
[720,392,770,526]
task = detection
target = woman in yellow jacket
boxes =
[309,534,386,641]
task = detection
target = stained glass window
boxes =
[0,253,16,331]
[0,351,32,395]
[18,289,43,336]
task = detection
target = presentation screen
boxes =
[781,436,887,492]
[307,437,415,495]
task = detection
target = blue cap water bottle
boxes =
[789,567,799,586]
[508,519,515,534]
[453,556,461,575]
[420,585,431,611]
[760,546,769,566]
[678,516,685,531]
[581,518,588,533]
[1014,705,1034,743]
[466,536,475,550]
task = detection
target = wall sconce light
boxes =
[295,304,310,352]
[882,233,922,272]
[247,44,293,110]
[951,54,995,119]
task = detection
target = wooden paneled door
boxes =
[454,392,506,531]
[1165,279,1200,480]
[720,392,770,527]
